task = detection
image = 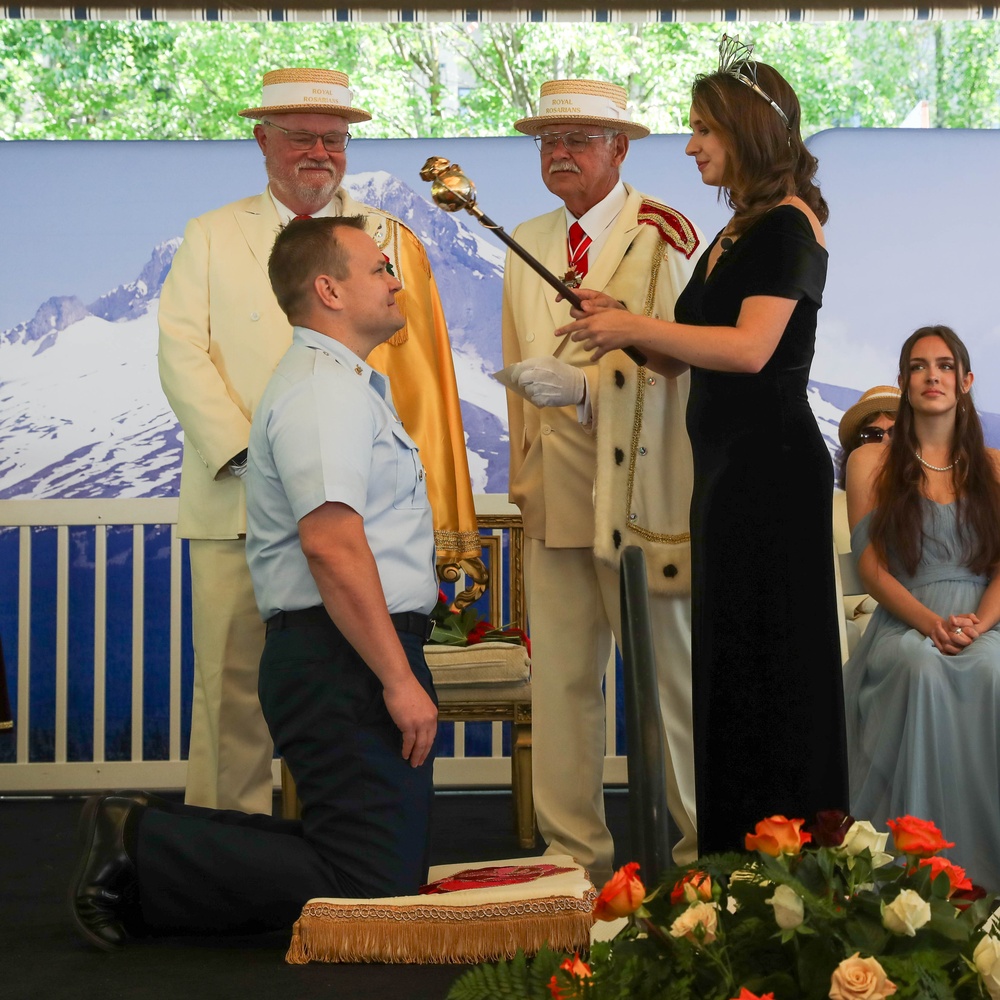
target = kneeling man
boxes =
[69,216,439,948]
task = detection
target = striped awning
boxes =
[2,3,996,20]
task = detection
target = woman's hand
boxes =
[928,613,980,655]
[554,308,640,362]
[558,288,626,318]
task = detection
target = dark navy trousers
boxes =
[136,620,436,935]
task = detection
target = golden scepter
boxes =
[419,157,647,367]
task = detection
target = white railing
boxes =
[0,495,625,794]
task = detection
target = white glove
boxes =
[508,357,586,408]
[228,449,248,480]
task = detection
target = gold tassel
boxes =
[285,902,594,965]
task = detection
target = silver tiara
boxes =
[717,34,790,130]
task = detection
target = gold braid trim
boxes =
[623,246,689,547]
[286,896,594,965]
[370,215,408,346]
[624,370,689,546]
[637,200,700,259]
[434,529,483,563]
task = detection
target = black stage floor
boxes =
[1,789,629,1000]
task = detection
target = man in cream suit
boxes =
[502,79,702,885]
[158,68,479,814]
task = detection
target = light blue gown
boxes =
[844,499,1000,889]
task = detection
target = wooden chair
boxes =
[282,507,535,849]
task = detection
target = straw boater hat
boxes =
[838,385,902,450]
[513,79,650,140]
[239,68,372,124]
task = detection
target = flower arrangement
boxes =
[446,813,999,1000]
[429,589,530,652]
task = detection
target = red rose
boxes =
[548,952,592,998]
[808,809,855,848]
[887,816,954,857]
[731,990,776,1000]
[592,862,645,921]
[670,870,713,905]
[745,816,813,856]
[951,882,987,910]
[919,856,973,897]
[465,621,492,645]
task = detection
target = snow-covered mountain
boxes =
[5,170,993,503]
[0,173,509,499]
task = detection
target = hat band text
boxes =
[537,92,632,122]
[260,81,355,109]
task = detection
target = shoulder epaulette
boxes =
[637,201,701,259]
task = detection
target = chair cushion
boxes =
[424,640,530,688]
[286,854,594,964]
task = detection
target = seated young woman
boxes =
[844,324,1000,889]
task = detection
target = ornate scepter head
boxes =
[418,157,479,215]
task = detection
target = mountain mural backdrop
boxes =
[1,168,996,504]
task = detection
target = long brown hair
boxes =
[869,325,1000,575]
[691,64,828,236]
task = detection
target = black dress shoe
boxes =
[69,795,142,951]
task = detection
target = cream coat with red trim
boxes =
[502,183,701,591]
[157,188,479,562]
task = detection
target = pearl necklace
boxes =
[915,450,955,472]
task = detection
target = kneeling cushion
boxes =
[286,854,595,964]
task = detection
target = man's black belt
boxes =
[265,605,434,642]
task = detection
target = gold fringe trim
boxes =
[286,903,594,965]
[387,326,408,347]
[435,529,483,562]
[0,720,11,730]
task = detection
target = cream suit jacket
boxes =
[158,189,479,560]
[502,183,702,585]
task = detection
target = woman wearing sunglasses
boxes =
[836,385,901,489]
[844,325,1000,887]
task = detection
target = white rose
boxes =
[766,884,804,930]
[668,901,719,947]
[841,821,892,868]
[975,935,1000,1000]
[882,889,931,936]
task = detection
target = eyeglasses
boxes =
[857,425,893,444]
[262,120,351,153]
[533,131,612,154]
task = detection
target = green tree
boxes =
[1,19,998,141]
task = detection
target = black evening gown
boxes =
[674,205,848,855]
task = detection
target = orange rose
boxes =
[887,816,954,858]
[592,862,645,921]
[829,952,897,999]
[731,991,775,1000]
[671,870,713,905]
[919,855,973,897]
[548,952,592,999]
[745,816,812,856]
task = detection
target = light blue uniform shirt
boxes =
[245,326,437,622]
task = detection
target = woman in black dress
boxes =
[557,37,848,854]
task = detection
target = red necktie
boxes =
[292,214,313,221]
[567,221,592,281]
